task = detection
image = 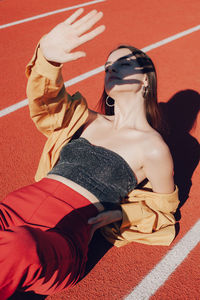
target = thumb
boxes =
[63,51,86,62]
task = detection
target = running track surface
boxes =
[0,1,199,299]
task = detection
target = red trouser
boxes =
[0,178,98,299]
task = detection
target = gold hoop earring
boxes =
[106,95,114,107]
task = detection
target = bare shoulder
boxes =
[88,109,106,119]
[86,109,98,123]
[143,130,172,162]
[88,109,98,118]
[142,129,174,193]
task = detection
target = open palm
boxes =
[40,8,105,63]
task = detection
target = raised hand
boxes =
[40,8,105,64]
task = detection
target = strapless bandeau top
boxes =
[48,137,137,206]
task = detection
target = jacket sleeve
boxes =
[101,183,180,247]
[26,45,77,137]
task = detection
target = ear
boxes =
[143,74,148,87]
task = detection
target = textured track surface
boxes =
[0,1,199,299]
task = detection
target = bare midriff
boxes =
[46,174,104,213]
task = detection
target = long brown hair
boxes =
[98,45,162,133]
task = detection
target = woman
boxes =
[0,8,179,299]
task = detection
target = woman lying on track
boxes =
[0,8,179,299]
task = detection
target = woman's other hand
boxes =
[40,8,105,64]
[88,209,122,241]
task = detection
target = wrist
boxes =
[46,60,61,67]
[39,40,62,67]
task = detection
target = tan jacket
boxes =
[26,46,180,247]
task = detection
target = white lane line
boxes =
[0,0,106,29]
[0,23,200,118]
[0,99,29,117]
[142,24,200,52]
[0,66,104,118]
[125,219,200,300]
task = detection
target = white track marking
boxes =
[142,24,200,52]
[0,99,28,117]
[0,66,104,117]
[125,219,200,300]
[0,24,200,118]
[0,0,106,29]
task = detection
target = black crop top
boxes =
[48,137,137,207]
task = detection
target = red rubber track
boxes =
[0,0,199,299]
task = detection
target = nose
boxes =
[107,63,117,73]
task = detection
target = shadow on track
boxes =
[160,89,200,229]
[8,224,112,300]
[8,291,46,300]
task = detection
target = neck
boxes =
[111,92,151,131]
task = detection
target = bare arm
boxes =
[143,138,175,193]
[27,8,105,135]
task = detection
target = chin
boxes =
[106,84,137,96]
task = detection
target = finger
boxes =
[91,223,101,232]
[63,51,86,62]
[54,51,86,63]
[76,12,104,36]
[72,9,97,28]
[88,217,99,224]
[64,8,84,25]
[79,25,105,44]
[88,215,104,224]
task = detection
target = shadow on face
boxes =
[104,50,154,92]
